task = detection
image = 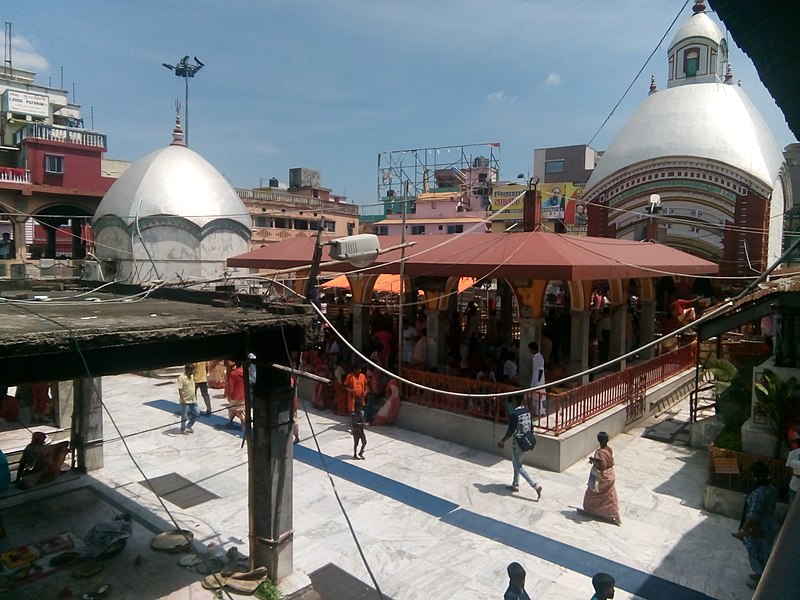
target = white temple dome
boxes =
[95,143,251,230]
[667,7,723,53]
[585,83,785,189]
[92,121,251,284]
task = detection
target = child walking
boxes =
[351,399,367,460]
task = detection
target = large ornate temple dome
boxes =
[583,0,789,277]
[93,118,251,284]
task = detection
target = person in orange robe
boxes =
[343,364,367,416]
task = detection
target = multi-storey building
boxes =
[0,66,116,267]
[238,168,359,248]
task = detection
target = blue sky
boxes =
[4,1,796,209]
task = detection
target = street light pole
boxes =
[162,55,204,146]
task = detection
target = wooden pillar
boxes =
[72,377,103,471]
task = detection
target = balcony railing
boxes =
[0,167,30,184]
[14,123,107,150]
[401,343,697,436]
[236,188,360,215]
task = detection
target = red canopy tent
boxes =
[228,232,718,281]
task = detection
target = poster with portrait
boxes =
[542,182,587,235]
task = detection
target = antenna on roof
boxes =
[3,22,12,76]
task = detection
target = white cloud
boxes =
[487,91,516,104]
[543,72,561,87]
[10,35,48,72]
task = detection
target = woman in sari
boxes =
[207,359,227,389]
[225,363,246,429]
[579,431,621,525]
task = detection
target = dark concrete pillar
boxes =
[426,309,447,368]
[569,310,590,384]
[498,280,514,343]
[73,377,103,471]
[639,300,656,360]
[609,305,627,370]
[250,366,294,582]
[351,303,371,354]
[56,380,75,430]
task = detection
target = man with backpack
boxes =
[498,398,543,499]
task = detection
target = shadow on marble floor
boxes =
[472,482,539,503]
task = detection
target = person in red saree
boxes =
[310,350,328,410]
[225,362,246,429]
[31,382,53,423]
[579,431,621,525]
[332,357,348,415]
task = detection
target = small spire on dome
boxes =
[724,63,733,84]
[649,75,657,95]
[692,0,706,14]
[171,99,186,147]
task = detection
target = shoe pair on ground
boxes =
[353,452,365,460]
[181,427,194,435]
[505,484,543,500]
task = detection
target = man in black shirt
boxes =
[498,400,542,499]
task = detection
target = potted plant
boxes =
[754,368,800,458]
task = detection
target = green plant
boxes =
[704,357,738,399]
[754,368,800,457]
[712,358,753,451]
[254,580,283,600]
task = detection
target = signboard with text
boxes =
[4,90,49,118]
[490,184,526,220]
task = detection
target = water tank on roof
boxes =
[269,177,279,187]
[473,156,489,168]
[289,168,321,189]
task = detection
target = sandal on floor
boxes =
[202,573,229,590]
[225,566,269,595]
[81,584,112,600]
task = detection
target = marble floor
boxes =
[0,374,756,599]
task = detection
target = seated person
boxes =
[15,432,69,489]
[0,387,20,423]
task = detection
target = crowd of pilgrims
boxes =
[303,300,587,423]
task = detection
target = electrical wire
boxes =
[275,312,385,598]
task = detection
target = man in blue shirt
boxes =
[497,400,542,499]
